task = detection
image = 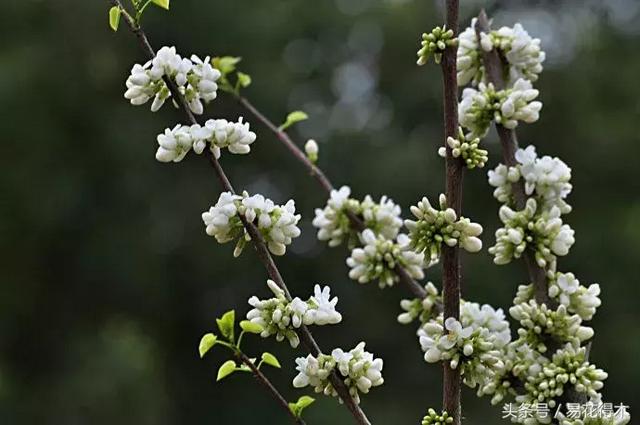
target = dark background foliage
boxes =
[1,0,639,423]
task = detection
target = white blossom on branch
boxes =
[293,342,384,404]
[155,117,257,162]
[404,194,483,265]
[246,280,342,348]
[346,230,425,288]
[312,186,403,248]
[202,191,301,256]
[124,46,221,114]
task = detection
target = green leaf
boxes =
[261,352,281,369]
[151,0,170,10]
[198,333,217,358]
[240,320,263,334]
[216,360,236,381]
[108,6,121,32]
[288,396,315,417]
[237,72,252,88]
[212,56,242,76]
[279,111,308,131]
[216,310,235,342]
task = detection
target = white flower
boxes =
[305,139,319,162]
[489,198,575,268]
[457,21,545,88]
[405,194,483,264]
[154,117,257,163]
[548,272,602,321]
[456,19,484,86]
[346,230,425,288]
[292,342,384,404]
[458,80,542,139]
[487,23,546,85]
[247,281,342,348]
[312,186,403,247]
[124,46,221,114]
[202,191,301,257]
[418,316,504,388]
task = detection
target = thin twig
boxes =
[475,8,590,411]
[439,1,463,424]
[237,352,306,425]
[109,1,371,423]
[474,10,556,308]
[235,95,428,300]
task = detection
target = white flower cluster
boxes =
[419,317,505,388]
[405,194,483,265]
[510,300,594,352]
[457,19,484,87]
[461,302,511,349]
[202,191,301,256]
[346,230,425,288]
[459,79,542,139]
[293,342,384,404]
[489,146,573,214]
[312,186,403,247]
[489,198,575,268]
[397,282,441,325]
[438,127,488,170]
[514,343,607,417]
[479,23,546,85]
[124,46,221,114]
[548,272,602,321]
[457,20,546,88]
[155,117,257,163]
[246,280,342,348]
[417,25,457,66]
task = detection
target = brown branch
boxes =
[474,10,556,309]
[440,2,463,424]
[235,95,428,300]
[237,352,306,425]
[109,1,371,423]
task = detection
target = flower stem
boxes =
[108,1,372,422]
[439,1,463,424]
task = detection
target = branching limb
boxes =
[235,95,428,300]
[236,352,307,425]
[109,1,371,422]
[474,10,556,309]
[439,2,463,424]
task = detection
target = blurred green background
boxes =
[2,0,639,423]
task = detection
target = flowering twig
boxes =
[439,1,463,424]
[474,10,556,309]
[235,95,429,300]
[236,351,306,425]
[109,1,372,423]
[475,9,591,408]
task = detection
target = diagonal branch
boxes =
[235,95,428,300]
[236,352,306,425]
[109,1,372,423]
[474,10,556,308]
[439,1,463,424]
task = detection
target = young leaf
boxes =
[237,72,252,88]
[216,360,236,381]
[261,352,281,369]
[198,333,218,358]
[289,396,315,417]
[151,0,170,10]
[240,320,263,334]
[108,6,121,32]
[211,56,242,76]
[279,111,309,131]
[216,310,235,342]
